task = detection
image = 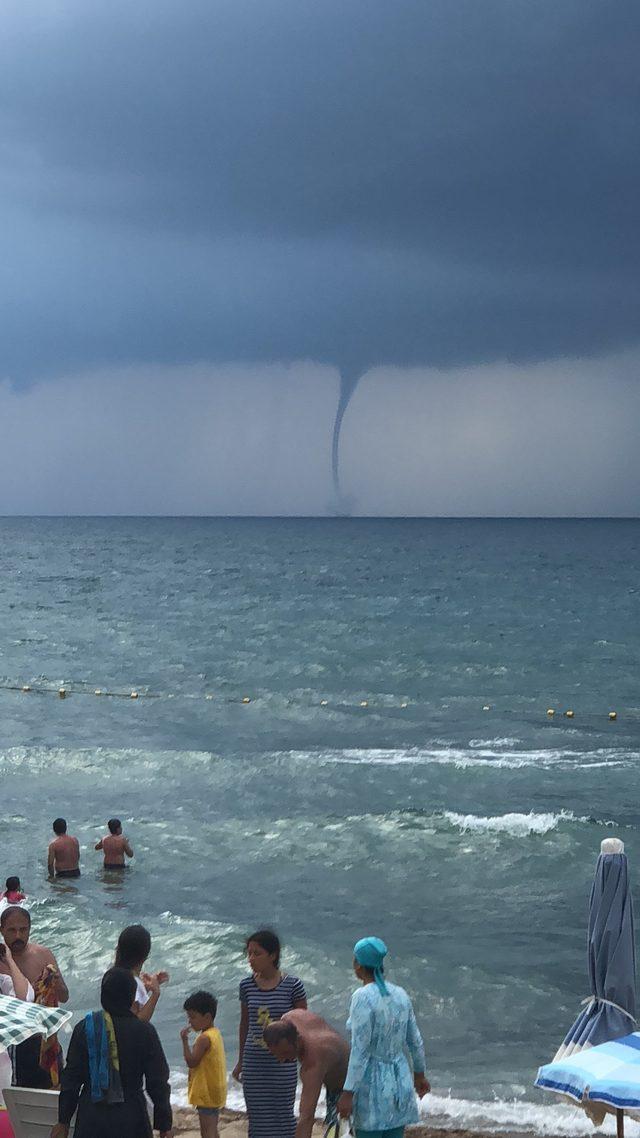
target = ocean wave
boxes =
[168,1073,640,1136]
[305,745,636,771]
[442,810,582,837]
[469,737,523,747]
[1,742,636,778]
[421,1091,640,1135]
[333,806,621,841]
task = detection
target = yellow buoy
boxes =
[58,688,66,699]
[94,689,102,696]
[565,710,575,719]
[546,708,555,716]
[360,700,368,708]
[400,701,408,708]
[609,710,617,721]
[242,696,251,704]
[22,685,31,693]
[130,691,139,699]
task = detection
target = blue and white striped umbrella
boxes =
[554,838,636,1062]
[536,1032,640,1112]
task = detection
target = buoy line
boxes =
[0,680,630,720]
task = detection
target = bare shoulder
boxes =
[286,1007,313,1025]
[31,943,57,966]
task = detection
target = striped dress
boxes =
[240,973,306,1138]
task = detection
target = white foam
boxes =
[1,742,635,777]
[296,746,637,771]
[422,1091,640,1135]
[168,1073,640,1137]
[443,810,579,836]
[469,737,523,748]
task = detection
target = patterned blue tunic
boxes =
[239,973,307,1138]
[344,981,426,1134]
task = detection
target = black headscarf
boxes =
[101,967,137,1017]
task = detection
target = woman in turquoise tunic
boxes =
[337,937,430,1138]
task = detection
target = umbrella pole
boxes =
[617,1109,625,1138]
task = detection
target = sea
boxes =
[1,517,640,1134]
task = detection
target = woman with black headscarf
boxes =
[50,967,173,1138]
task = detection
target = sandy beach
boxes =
[172,1111,520,1138]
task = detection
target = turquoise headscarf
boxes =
[354,936,389,996]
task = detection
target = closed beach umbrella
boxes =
[0,993,71,1050]
[535,837,637,1130]
[554,837,636,1062]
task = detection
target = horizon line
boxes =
[0,514,639,522]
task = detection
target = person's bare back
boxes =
[95,818,133,867]
[48,834,80,876]
[285,1008,349,1092]
[99,833,133,866]
[264,1008,349,1138]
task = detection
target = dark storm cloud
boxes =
[1,0,640,389]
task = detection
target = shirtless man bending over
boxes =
[0,906,69,1087]
[264,1008,349,1138]
[95,818,134,868]
[47,818,80,878]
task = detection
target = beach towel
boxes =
[34,964,64,1086]
[86,1010,124,1104]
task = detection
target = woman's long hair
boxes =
[115,924,151,970]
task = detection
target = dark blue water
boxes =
[1,518,639,1131]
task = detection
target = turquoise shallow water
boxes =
[1,517,640,1131]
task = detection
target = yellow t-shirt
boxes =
[188,1027,227,1109]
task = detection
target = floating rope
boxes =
[0,681,627,720]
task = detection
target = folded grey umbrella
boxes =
[554,837,636,1063]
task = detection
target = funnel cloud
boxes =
[1,0,639,511]
[332,368,363,508]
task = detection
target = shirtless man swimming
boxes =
[95,818,134,868]
[0,906,69,1087]
[47,818,81,878]
[264,1008,349,1138]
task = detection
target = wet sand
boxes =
[172,1109,538,1138]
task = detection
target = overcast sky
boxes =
[1,0,639,515]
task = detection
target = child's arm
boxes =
[180,1027,211,1069]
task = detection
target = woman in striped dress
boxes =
[232,930,307,1138]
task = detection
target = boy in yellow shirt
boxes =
[181,990,227,1138]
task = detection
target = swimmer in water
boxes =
[95,818,134,869]
[47,819,81,878]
